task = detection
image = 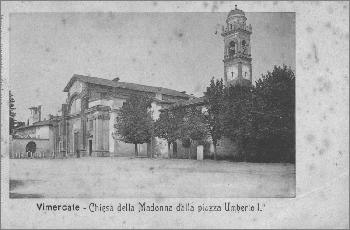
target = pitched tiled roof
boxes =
[15,119,58,130]
[64,74,191,99]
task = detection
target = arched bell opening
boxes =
[228,41,236,56]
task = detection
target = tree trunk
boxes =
[213,144,217,160]
[134,143,138,157]
[172,141,177,158]
[168,142,171,159]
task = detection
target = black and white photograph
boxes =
[1,1,348,229]
[8,5,296,199]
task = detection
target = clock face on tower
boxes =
[226,65,238,81]
[242,64,250,80]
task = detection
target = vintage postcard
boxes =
[1,1,348,229]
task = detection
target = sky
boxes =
[10,12,295,122]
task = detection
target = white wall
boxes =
[35,126,50,139]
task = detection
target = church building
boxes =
[11,6,253,160]
[58,75,191,158]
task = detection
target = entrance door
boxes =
[74,132,79,157]
[89,140,92,156]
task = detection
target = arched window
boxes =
[70,97,81,114]
[229,41,236,56]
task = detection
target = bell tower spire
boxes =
[221,5,252,86]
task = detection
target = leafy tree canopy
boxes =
[114,94,154,149]
[204,78,225,159]
[154,105,185,144]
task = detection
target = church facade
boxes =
[58,75,190,158]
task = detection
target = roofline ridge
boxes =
[64,74,191,97]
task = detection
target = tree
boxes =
[180,107,209,159]
[253,65,295,162]
[114,94,154,156]
[186,108,208,143]
[219,65,295,163]
[9,91,17,135]
[204,78,225,160]
[154,105,185,158]
[223,83,254,161]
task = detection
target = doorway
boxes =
[89,140,92,156]
[26,141,36,158]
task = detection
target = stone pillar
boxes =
[94,112,110,156]
[94,118,99,152]
[99,118,103,150]
[61,104,68,156]
[66,121,70,156]
[197,145,204,160]
[79,97,88,156]
[109,112,115,154]
[154,137,168,158]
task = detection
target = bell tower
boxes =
[221,5,252,86]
